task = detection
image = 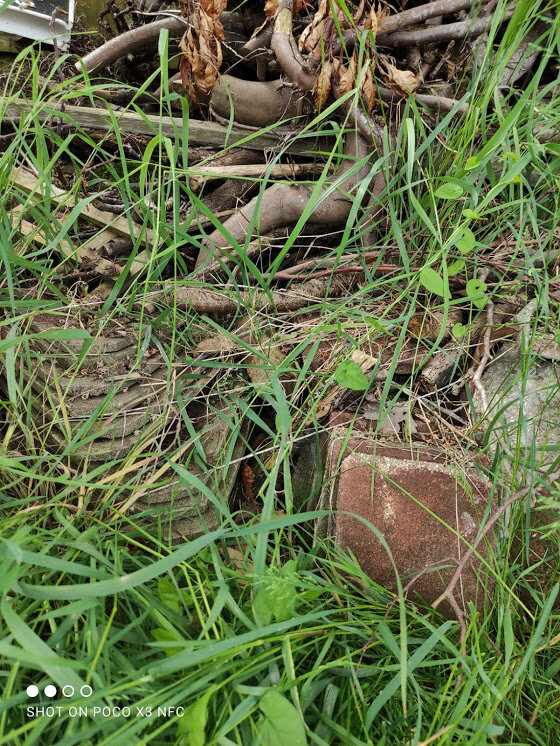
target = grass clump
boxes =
[1,2,560,744]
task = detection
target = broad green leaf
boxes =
[178,688,214,745]
[466,279,488,309]
[454,227,477,255]
[462,208,482,220]
[448,259,465,276]
[435,182,464,199]
[254,560,298,624]
[452,323,468,340]
[419,266,448,298]
[334,360,369,391]
[157,578,180,613]
[259,689,307,746]
[464,156,480,170]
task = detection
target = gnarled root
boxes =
[211,74,311,128]
[194,128,371,272]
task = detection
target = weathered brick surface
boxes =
[319,428,495,615]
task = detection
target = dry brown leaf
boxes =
[335,58,355,96]
[206,0,227,16]
[363,396,418,436]
[313,60,332,109]
[299,0,329,52]
[382,60,419,95]
[179,5,224,100]
[264,0,278,16]
[365,4,385,36]
[353,0,367,24]
[360,63,376,112]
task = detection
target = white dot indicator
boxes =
[26,685,39,698]
[44,685,57,698]
[80,685,93,698]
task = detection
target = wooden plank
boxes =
[11,167,154,244]
[5,100,320,155]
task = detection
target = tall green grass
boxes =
[1,2,560,744]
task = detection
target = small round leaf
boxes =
[452,322,468,340]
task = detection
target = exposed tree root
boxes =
[77,15,188,73]
[165,275,358,315]
[194,128,371,272]
[211,75,311,127]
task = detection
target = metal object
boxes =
[0,0,75,50]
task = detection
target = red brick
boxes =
[319,431,495,616]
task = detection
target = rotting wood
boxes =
[187,162,330,190]
[152,275,358,315]
[4,100,323,156]
[11,168,155,244]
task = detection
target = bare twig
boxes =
[432,486,532,613]
[472,298,494,412]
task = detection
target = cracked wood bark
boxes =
[4,100,319,155]
[172,275,357,314]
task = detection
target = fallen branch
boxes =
[4,100,318,155]
[378,13,500,48]
[329,0,477,60]
[12,168,154,244]
[211,74,311,127]
[379,0,477,35]
[169,275,358,314]
[378,87,470,115]
[497,18,549,88]
[271,0,318,92]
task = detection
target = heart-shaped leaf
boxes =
[466,278,488,309]
[454,227,476,255]
[462,208,482,220]
[452,322,468,340]
[448,259,465,276]
[334,359,369,391]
